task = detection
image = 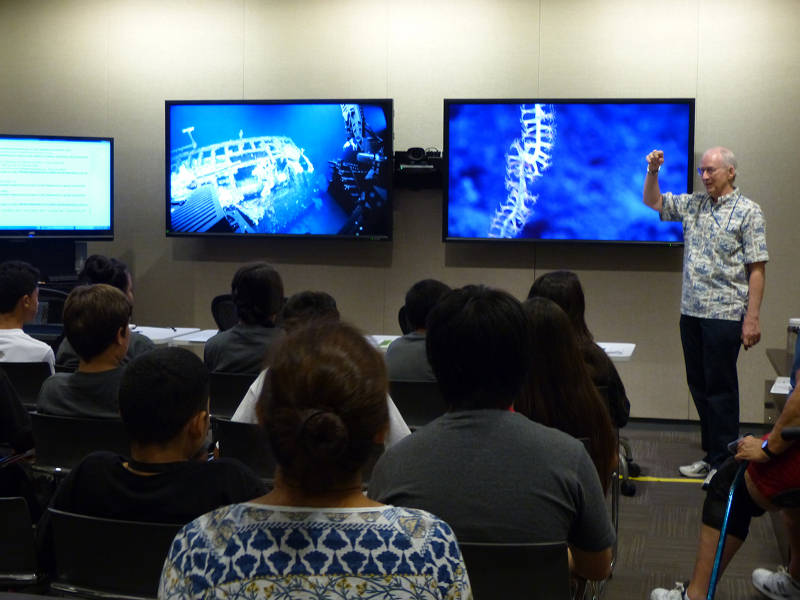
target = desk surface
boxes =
[130,325,200,344]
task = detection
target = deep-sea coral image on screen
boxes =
[446,101,691,242]
[167,102,392,238]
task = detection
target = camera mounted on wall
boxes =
[394,147,443,189]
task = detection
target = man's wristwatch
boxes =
[762,439,777,459]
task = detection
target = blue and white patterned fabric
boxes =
[661,188,768,321]
[159,503,471,600]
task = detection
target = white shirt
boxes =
[231,369,411,447]
[0,329,55,373]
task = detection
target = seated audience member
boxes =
[368,285,614,581]
[0,260,55,372]
[231,291,410,447]
[56,254,154,370]
[159,321,470,600]
[385,278,451,381]
[36,284,130,418]
[0,366,39,517]
[37,346,267,574]
[651,372,800,600]
[528,270,630,428]
[204,262,285,374]
[518,297,617,493]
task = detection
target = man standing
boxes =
[643,147,768,486]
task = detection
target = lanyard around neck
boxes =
[710,191,740,232]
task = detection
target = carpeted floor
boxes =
[602,420,780,600]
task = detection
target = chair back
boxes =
[213,416,276,481]
[36,287,70,324]
[0,497,37,585]
[211,294,237,331]
[1,362,52,410]
[458,540,570,600]
[209,371,258,418]
[388,380,447,430]
[31,412,130,473]
[48,508,181,600]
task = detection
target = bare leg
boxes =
[782,508,800,579]
[685,525,744,600]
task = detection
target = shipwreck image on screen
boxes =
[446,101,691,242]
[167,102,392,238]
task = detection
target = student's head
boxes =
[79,255,133,303]
[278,291,339,333]
[0,260,40,318]
[231,262,284,326]
[519,296,616,490]
[426,285,529,410]
[259,321,389,492]
[118,347,209,450]
[404,279,452,331]
[528,270,592,342]
[63,284,132,362]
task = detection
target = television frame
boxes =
[164,99,394,241]
[0,134,114,240]
[443,98,695,245]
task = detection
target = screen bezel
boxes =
[164,99,394,241]
[442,98,695,245]
[0,134,114,240]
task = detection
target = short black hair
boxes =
[426,285,529,410]
[118,347,209,445]
[231,262,284,326]
[63,284,132,361]
[79,255,130,293]
[278,291,339,332]
[404,279,452,331]
[0,261,39,313]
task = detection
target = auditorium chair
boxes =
[210,293,237,331]
[387,380,448,430]
[208,371,258,418]
[1,362,52,410]
[213,416,276,483]
[0,497,38,587]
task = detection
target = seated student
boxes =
[231,291,411,447]
[159,321,470,600]
[56,255,154,371]
[528,270,631,428]
[36,346,267,574]
[385,278,451,381]
[518,297,617,493]
[651,371,800,600]
[0,260,55,373]
[204,262,285,374]
[36,284,130,418]
[368,285,614,582]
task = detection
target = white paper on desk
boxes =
[130,325,199,342]
[171,329,219,343]
[771,377,791,395]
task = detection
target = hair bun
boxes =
[297,409,349,460]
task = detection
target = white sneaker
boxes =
[753,566,800,599]
[651,581,688,600]
[679,460,710,478]
[701,468,718,490]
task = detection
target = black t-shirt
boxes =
[581,341,631,428]
[36,368,125,419]
[36,451,268,573]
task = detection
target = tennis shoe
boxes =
[650,581,689,600]
[752,566,800,599]
[679,460,710,478]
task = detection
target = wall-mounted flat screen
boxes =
[166,100,393,239]
[444,99,694,243]
[0,135,113,239]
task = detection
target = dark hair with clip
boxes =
[258,321,388,492]
[79,255,131,295]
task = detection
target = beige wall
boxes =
[2,0,799,422]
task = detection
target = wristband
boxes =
[762,439,778,459]
[647,166,660,175]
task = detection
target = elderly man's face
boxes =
[698,151,735,200]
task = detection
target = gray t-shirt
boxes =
[56,331,155,371]
[368,409,615,551]
[384,332,436,382]
[204,324,284,374]
[36,368,125,419]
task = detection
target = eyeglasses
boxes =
[697,167,719,176]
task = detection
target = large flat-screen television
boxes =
[444,99,694,243]
[165,100,393,239]
[0,135,114,239]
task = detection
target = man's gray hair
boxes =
[718,147,737,170]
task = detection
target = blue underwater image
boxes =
[446,101,691,242]
[167,102,391,238]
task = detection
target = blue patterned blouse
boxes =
[158,503,472,600]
